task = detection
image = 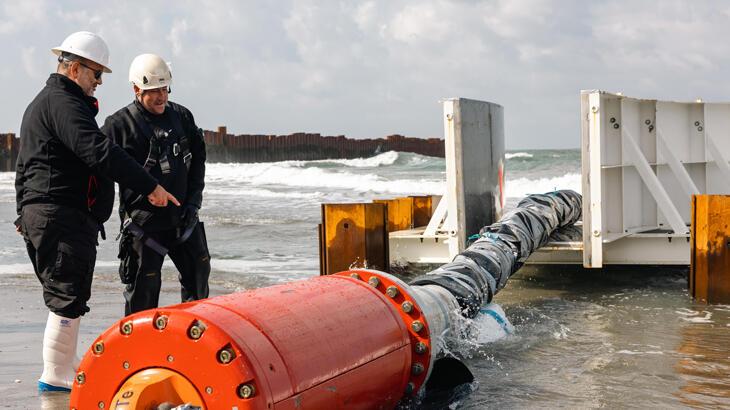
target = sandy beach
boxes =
[0,270,228,410]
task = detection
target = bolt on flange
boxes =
[237,383,256,399]
[401,301,414,313]
[386,285,399,298]
[368,276,380,288]
[154,315,168,330]
[411,320,424,333]
[218,347,235,364]
[75,371,86,385]
[120,321,133,335]
[188,321,205,340]
[92,341,104,355]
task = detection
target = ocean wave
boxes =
[314,151,400,168]
[0,172,14,187]
[506,152,534,159]
[0,263,35,275]
[206,215,307,226]
[505,173,581,199]
[207,163,444,195]
[211,258,305,271]
[233,151,402,170]
[205,187,325,199]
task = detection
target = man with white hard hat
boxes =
[102,53,210,315]
[15,31,180,392]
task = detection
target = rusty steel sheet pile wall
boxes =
[0,133,18,171]
[203,126,444,163]
[690,194,730,304]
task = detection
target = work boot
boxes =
[72,353,81,371]
[38,311,80,392]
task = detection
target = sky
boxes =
[1,0,729,149]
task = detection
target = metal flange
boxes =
[336,269,433,396]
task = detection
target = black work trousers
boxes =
[20,204,98,319]
[119,222,210,315]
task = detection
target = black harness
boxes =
[127,102,192,176]
[117,103,195,254]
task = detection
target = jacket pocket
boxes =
[52,241,93,294]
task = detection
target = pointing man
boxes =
[15,31,179,392]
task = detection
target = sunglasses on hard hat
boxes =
[77,60,103,80]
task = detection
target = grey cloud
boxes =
[2,0,730,148]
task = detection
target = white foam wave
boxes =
[505,173,581,199]
[232,151,401,170]
[210,258,312,273]
[0,260,150,275]
[205,187,324,199]
[318,151,400,168]
[506,152,533,159]
[680,311,713,323]
[207,163,444,195]
[0,263,35,275]
[0,172,14,189]
[617,350,664,355]
[406,155,431,166]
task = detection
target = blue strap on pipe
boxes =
[479,307,512,334]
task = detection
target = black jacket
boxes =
[102,100,206,231]
[16,74,158,221]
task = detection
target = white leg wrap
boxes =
[39,311,80,390]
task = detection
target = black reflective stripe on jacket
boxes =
[15,74,158,220]
[102,100,206,232]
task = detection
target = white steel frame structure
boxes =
[532,91,730,267]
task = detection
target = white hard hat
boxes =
[51,31,112,73]
[129,54,172,91]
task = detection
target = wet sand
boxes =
[0,271,228,410]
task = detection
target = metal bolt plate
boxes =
[238,383,256,399]
[155,315,168,330]
[121,321,133,335]
[189,324,204,340]
[219,348,234,364]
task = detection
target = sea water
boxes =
[1,149,729,408]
